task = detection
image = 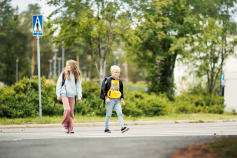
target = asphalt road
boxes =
[0,122,237,158]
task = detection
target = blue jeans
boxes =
[105,98,124,129]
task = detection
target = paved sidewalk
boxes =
[2,122,237,158]
[0,119,236,128]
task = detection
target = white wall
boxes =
[224,72,237,112]
[174,56,205,95]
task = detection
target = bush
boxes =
[0,77,225,118]
[75,82,168,117]
[173,93,224,114]
[0,76,63,118]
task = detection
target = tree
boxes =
[124,0,191,96]
[0,0,30,85]
[186,0,237,94]
[124,0,237,96]
[46,0,133,83]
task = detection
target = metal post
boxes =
[62,41,64,71]
[219,74,222,97]
[58,60,60,76]
[53,51,57,78]
[49,59,52,82]
[58,58,61,76]
[36,34,42,122]
[220,70,225,97]
[16,59,19,83]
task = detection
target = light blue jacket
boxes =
[56,72,82,99]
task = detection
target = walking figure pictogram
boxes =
[33,15,43,36]
[36,19,39,31]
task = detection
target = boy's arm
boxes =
[56,73,63,97]
[120,80,124,100]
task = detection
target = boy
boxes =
[104,65,129,133]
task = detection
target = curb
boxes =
[0,119,236,129]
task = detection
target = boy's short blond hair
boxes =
[110,65,120,72]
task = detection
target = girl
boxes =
[56,60,82,133]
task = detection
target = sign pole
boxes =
[220,70,225,97]
[33,15,43,122]
[37,34,42,122]
[219,77,222,97]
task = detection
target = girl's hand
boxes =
[121,99,125,105]
[57,96,61,100]
[106,98,110,103]
[78,98,82,102]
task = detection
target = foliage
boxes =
[123,0,193,96]
[76,81,169,117]
[124,83,148,91]
[0,76,61,118]
[186,17,237,94]
[181,0,237,94]
[174,94,225,114]
[46,0,133,83]
[19,4,55,79]
[0,0,30,85]
[0,77,225,118]
[123,0,237,96]
[174,80,225,114]
[0,2,56,84]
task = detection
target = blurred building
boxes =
[223,56,237,112]
[0,82,4,87]
[174,54,237,112]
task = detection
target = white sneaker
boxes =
[62,126,68,133]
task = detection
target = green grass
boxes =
[1,113,237,125]
[123,83,148,91]
[126,113,237,121]
[189,120,205,123]
[208,136,237,158]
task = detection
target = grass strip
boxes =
[0,113,237,125]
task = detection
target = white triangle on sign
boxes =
[33,16,43,33]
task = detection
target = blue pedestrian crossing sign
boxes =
[33,15,43,36]
[221,75,225,86]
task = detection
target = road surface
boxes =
[0,122,236,158]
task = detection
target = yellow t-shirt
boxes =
[107,78,121,99]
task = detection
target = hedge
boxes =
[0,76,225,118]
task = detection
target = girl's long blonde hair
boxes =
[65,60,82,82]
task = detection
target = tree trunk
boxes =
[99,58,106,84]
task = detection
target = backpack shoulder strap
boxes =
[62,71,66,86]
[106,77,112,88]
[101,77,107,89]
[106,76,111,82]
[75,76,77,84]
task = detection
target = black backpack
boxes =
[53,71,78,113]
[100,76,111,108]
